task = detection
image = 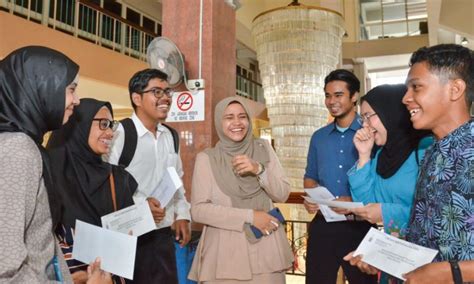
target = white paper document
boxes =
[150,167,182,207]
[304,187,364,209]
[73,220,137,280]
[101,202,156,237]
[303,195,346,222]
[354,227,438,280]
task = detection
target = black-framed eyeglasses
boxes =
[92,118,119,131]
[361,112,378,122]
[140,87,173,99]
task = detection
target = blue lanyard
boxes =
[52,255,64,283]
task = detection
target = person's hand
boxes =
[253,210,279,236]
[147,197,166,223]
[174,219,191,247]
[353,126,375,167]
[343,251,379,275]
[403,262,452,284]
[71,270,88,284]
[86,258,112,284]
[349,203,382,224]
[303,199,319,214]
[232,155,260,176]
[330,196,353,215]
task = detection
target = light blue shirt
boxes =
[348,137,432,235]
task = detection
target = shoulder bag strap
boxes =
[109,172,117,212]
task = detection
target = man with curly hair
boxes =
[402,44,474,283]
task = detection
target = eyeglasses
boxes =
[92,118,119,131]
[140,87,173,99]
[361,112,377,122]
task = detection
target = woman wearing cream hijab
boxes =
[188,97,293,283]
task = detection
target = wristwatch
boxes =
[449,260,463,284]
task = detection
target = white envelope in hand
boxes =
[73,220,137,280]
[353,227,438,280]
[101,202,156,237]
[150,167,182,207]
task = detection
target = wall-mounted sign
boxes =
[167,90,205,122]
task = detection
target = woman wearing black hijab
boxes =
[47,98,137,283]
[341,84,432,283]
[0,46,80,282]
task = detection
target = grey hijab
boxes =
[205,97,271,212]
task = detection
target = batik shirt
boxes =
[407,120,473,261]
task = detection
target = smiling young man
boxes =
[303,69,377,284]
[106,68,190,283]
[402,44,474,283]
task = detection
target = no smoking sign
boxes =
[177,92,193,111]
[167,90,205,122]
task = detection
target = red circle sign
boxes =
[177,92,193,111]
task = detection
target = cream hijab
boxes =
[205,97,271,212]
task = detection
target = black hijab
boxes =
[0,46,79,142]
[362,84,430,179]
[0,46,79,228]
[47,98,136,227]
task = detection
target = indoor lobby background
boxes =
[1,0,473,283]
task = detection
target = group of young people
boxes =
[0,45,292,284]
[0,43,472,284]
[304,44,473,284]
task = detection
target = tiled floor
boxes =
[286,274,305,284]
[286,268,348,284]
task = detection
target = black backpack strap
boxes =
[118,118,138,167]
[162,123,179,153]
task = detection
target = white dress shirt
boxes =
[106,113,191,229]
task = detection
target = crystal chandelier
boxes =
[252,1,344,192]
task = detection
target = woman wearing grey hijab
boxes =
[188,97,293,283]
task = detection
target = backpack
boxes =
[118,118,179,168]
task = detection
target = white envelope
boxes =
[304,187,364,209]
[150,167,182,207]
[354,227,438,280]
[303,195,346,222]
[73,220,137,280]
[101,202,156,237]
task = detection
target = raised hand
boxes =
[232,155,260,177]
[353,126,375,167]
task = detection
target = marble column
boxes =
[162,0,237,199]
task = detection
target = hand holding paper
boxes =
[86,258,112,284]
[348,203,383,224]
[101,202,156,237]
[403,262,455,284]
[73,220,137,280]
[303,195,347,222]
[343,251,380,275]
[147,197,166,224]
[304,187,364,222]
[304,187,364,209]
[352,227,438,280]
[150,167,182,208]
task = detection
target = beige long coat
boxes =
[188,141,294,283]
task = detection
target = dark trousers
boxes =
[305,214,377,284]
[128,227,178,284]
